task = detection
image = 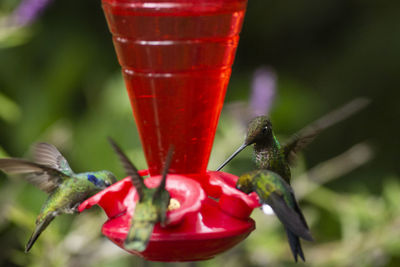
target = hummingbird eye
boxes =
[104,180,111,187]
[262,126,269,134]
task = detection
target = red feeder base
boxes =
[79,171,260,261]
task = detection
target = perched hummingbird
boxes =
[237,169,313,262]
[0,142,117,252]
[108,138,173,252]
[216,97,370,184]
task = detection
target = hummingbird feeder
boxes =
[79,0,262,261]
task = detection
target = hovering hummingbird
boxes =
[237,169,313,262]
[216,97,370,184]
[108,138,173,252]
[0,142,117,252]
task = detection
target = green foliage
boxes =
[0,92,21,123]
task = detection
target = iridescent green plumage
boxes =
[217,97,370,184]
[108,138,173,252]
[0,143,117,252]
[217,115,292,182]
[237,169,312,261]
[217,98,369,261]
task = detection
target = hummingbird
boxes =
[216,97,370,184]
[0,142,117,252]
[108,138,173,252]
[236,169,313,262]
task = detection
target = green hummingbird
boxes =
[0,142,117,252]
[216,97,370,184]
[108,138,173,252]
[237,169,313,262]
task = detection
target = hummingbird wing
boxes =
[266,191,313,241]
[33,143,74,176]
[0,158,67,193]
[153,146,174,201]
[108,138,145,200]
[282,131,318,166]
[153,146,174,225]
[283,97,370,165]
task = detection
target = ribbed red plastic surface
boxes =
[79,172,260,261]
[102,0,247,175]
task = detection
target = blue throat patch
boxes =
[87,174,102,187]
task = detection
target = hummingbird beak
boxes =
[216,143,247,171]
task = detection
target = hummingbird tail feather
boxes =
[285,228,305,262]
[25,214,55,253]
[124,222,155,252]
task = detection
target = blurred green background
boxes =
[0,0,399,266]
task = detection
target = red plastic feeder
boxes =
[79,0,261,261]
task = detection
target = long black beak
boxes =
[216,143,248,171]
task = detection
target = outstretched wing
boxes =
[283,97,370,165]
[33,142,74,176]
[0,158,67,193]
[153,146,174,201]
[267,192,313,241]
[108,137,145,200]
[153,146,174,226]
[283,131,318,166]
